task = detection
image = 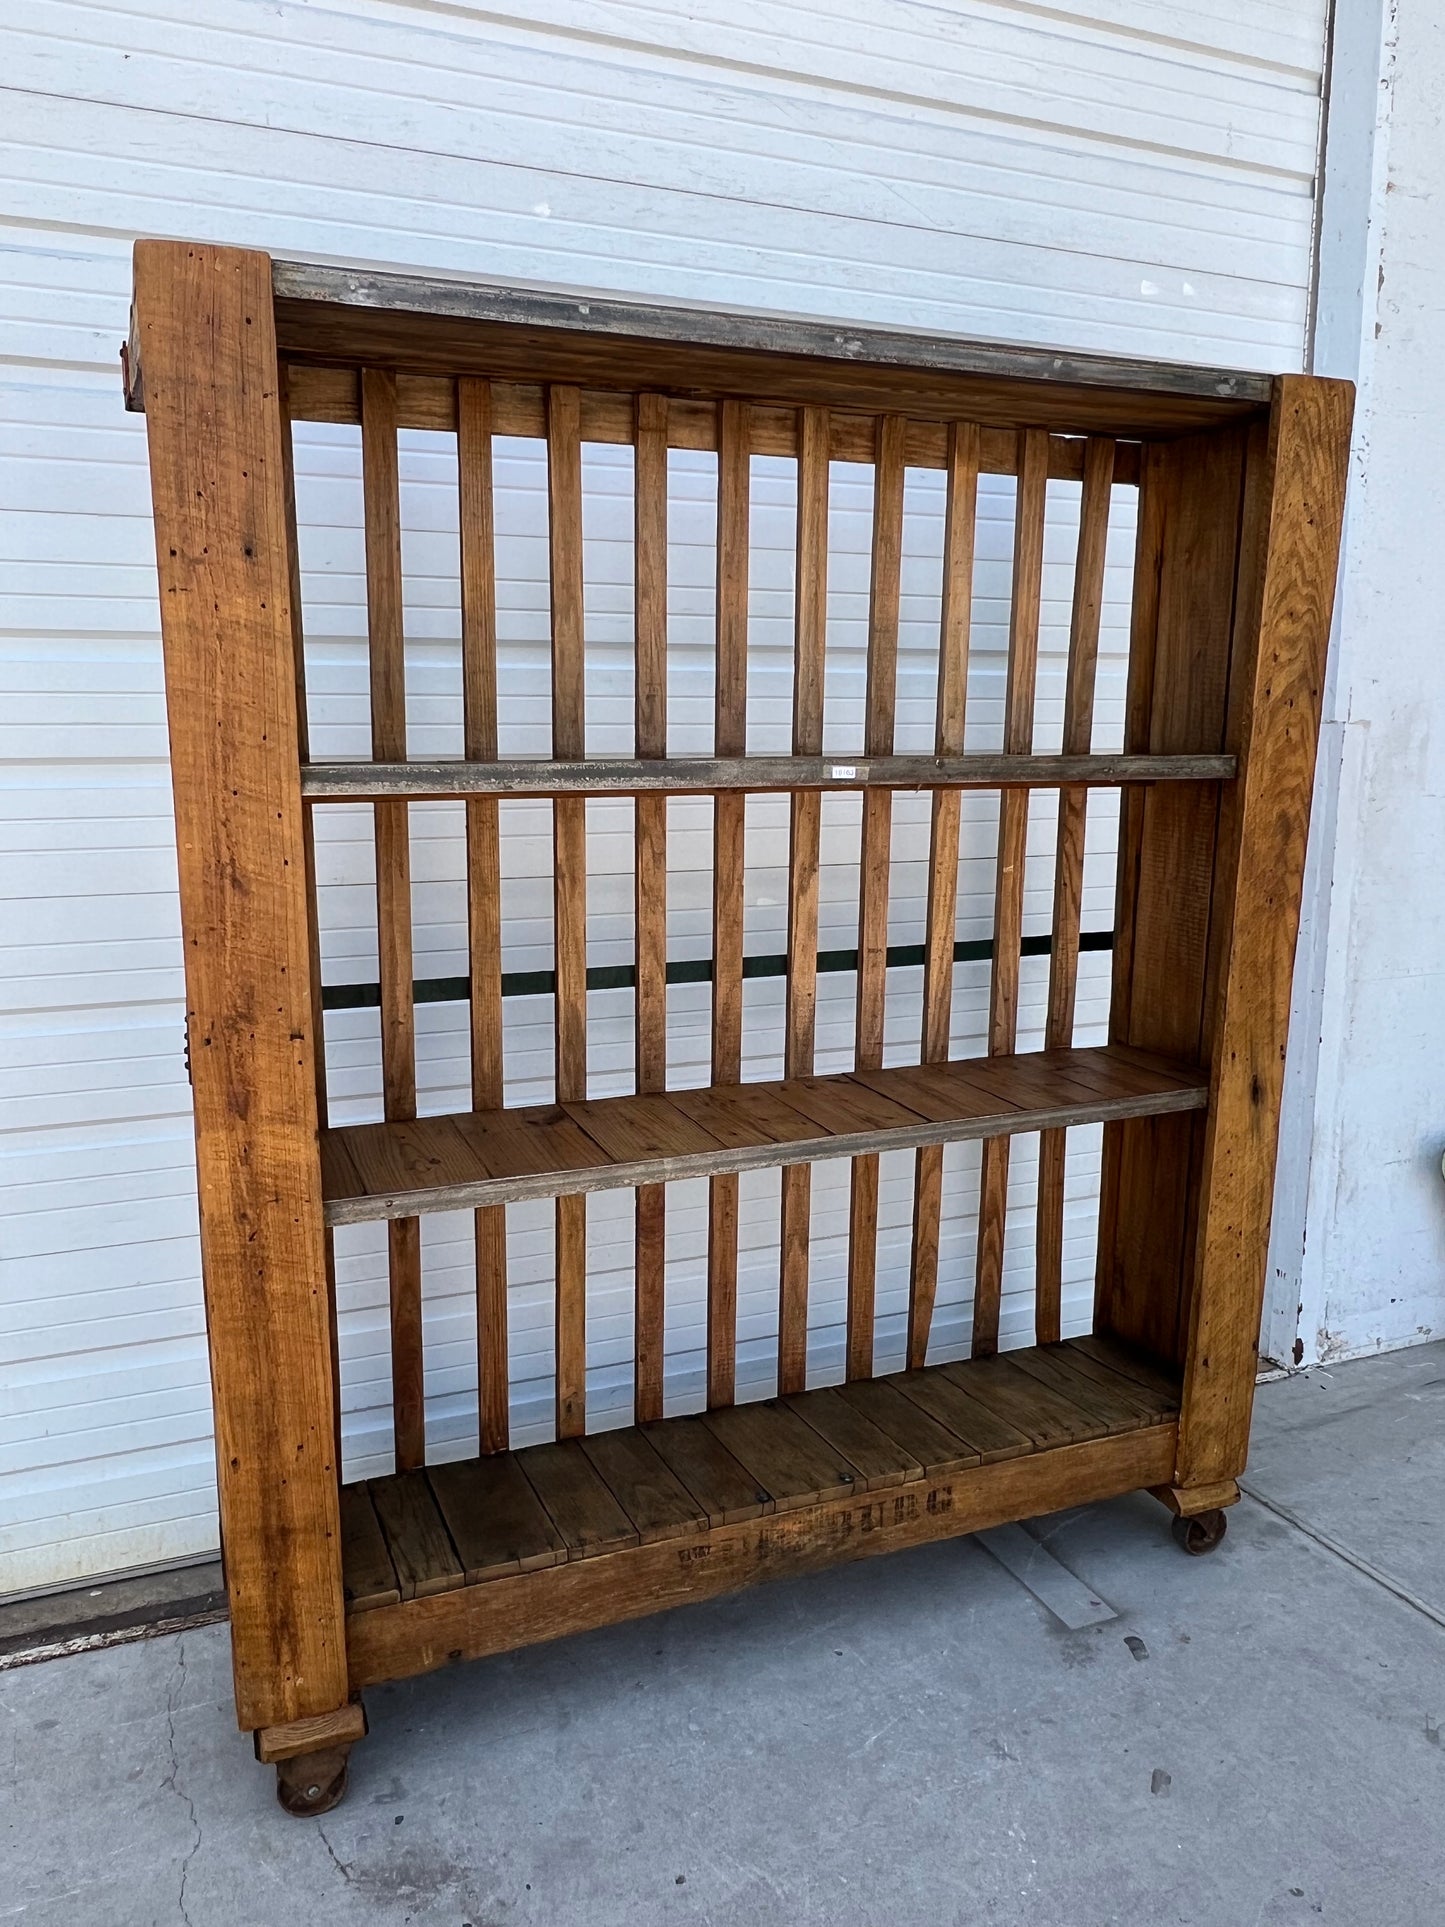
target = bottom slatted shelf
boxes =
[340,1335,1181,1685]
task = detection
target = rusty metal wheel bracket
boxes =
[1170,1508,1228,1556]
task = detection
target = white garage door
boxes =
[0,0,1328,1593]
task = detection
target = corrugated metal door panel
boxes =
[0,0,1326,1591]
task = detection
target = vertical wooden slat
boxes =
[778,406,829,1396]
[908,421,980,1369]
[458,377,509,1454]
[1035,436,1115,1344]
[278,370,345,1475]
[634,392,669,1423]
[362,367,424,1470]
[707,400,750,1407]
[972,427,1049,1359]
[846,414,906,1381]
[132,239,347,1730]
[548,385,588,1438]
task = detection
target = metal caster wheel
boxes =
[1171,1509,1228,1556]
[276,1744,351,1817]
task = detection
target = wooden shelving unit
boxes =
[126,239,1351,1814]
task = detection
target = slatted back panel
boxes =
[291,376,1140,1469]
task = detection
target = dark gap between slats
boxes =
[321,931,1114,1010]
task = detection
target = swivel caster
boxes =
[1171,1509,1228,1556]
[275,1744,351,1817]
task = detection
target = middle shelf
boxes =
[300,751,1236,800]
[319,1042,1207,1226]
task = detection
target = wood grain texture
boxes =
[368,1471,463,1600]
[346,1424,1177,1687]
[428,1453,566,1580]
[338,1483,398,1612]
[634,391,670,1425]
[582,1428,708,1544]
[548,385,589,1438]
[910,421,980,1368]
[1175,375,1351,1490]
[708,400,749,1406]
[973,427,1049,1359]
[846,415,906,1382]
[254,1702,368,1765]
[458,376,510,1456]
[361,367,425,1472]
[1036,435,1115,1344]
[282,364,1152,482]
[523,1440,639,1557]
[1095,427,1249,1371]
[272,259,1269,435]
[133,240,348,1731]
[278,371,345,1475]
[778,413,829,1395]
[322,1046,1208,1220]
[302,751,1233,799]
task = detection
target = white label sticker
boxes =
[830,765,858,779]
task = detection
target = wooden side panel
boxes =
[459,378,510,1454]
[1095,427,1250,1368]
[847,415,907,1381]
[778,406,829,1395]
[909,422,979,1367]
[972,428,1048,1358]
[1175,376,1352,1487]
[634,392,670,1424]
[132,239,347,1729]
[1035,436,1115,1343]
[548,385,589,1437]
[707,401,750,1405]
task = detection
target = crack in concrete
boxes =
[317,1824,355,1887]
[159,1634,202,1927]
[1239,1481,1445,1633]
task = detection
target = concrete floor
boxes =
[4,1344,1444,1927]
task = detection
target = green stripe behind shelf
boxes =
[320,930,1113,1013]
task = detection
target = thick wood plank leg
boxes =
[132,239,347,1732]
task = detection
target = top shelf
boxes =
[270,259,1273,438]
[301,752,1236,802]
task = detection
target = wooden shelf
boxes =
[339,1333,1181,1678]
[301,752,1236,802]
[270,258,1271,437]
[320,1043,1207,1226]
